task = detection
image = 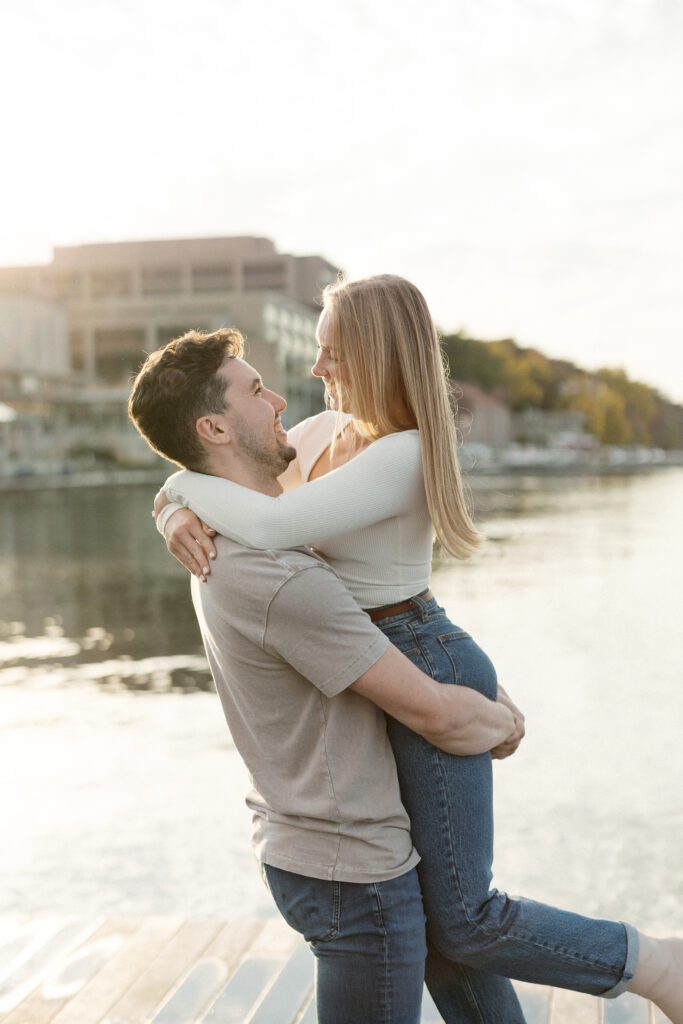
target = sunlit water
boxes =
[1,471,681,932]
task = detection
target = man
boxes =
[128,327,518,1024]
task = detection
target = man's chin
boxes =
[280,443,297,465]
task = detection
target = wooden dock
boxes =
[0,916,664,1024]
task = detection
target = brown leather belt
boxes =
[366,589,434,622]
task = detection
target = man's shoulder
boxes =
[192,539,344,652]
[203,538,337,604]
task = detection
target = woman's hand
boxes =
[163,508,218,581]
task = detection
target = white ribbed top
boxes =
[162,410,434,608]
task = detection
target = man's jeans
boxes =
[262,863,427,1024]
[377,593,639,1023]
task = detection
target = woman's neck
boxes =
[308,424,370,481]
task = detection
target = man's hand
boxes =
[161,507,218,581]
[351,646,517,756]
[491,686,526,760]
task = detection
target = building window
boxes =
[141,266,182,296]
[94,328,146,383]
[155,326,205,348]
[243,260,286,291]
[90,269,132,299]
[52,272,84,300]
[69,331,85,372]
[191,264,234,293]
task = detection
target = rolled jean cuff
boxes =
[602,923,639,999]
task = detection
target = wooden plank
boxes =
[200,919,296,1024]
[0,919,29,966]
[43,918,181,1024]
[246,918,298,959]
[202,957,282,1024]
[149,921,261,1024]
[603,992,651,1023]
[102,920,224,1024]
[514,981,552,1024]
[2,919,138,1024]
[550,987,601,1023]
[420,986,445,1023]
[248,942,314,1024]
[296,996,316,1024]
[0,919,56,986]
[0,920,99,1018]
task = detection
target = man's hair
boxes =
[128,327,244,470]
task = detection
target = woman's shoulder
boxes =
[287,409,345,445]
[376,428,420,452]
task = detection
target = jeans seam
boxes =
[370,883,390,1024]
[432,748,486,1022]
[407,623,435,675]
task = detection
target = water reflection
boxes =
[1,470,681,922]
[0,484,201,658]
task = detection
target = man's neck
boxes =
[204,453,282,496]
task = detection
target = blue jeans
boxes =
[262,862,427,1024]
[377,593,639,1023]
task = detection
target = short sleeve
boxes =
[263,565,390,697]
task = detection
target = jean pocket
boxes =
[380,624,421,658]
[262,864,341,943]
[436,631,498,699]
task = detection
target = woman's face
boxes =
[312,307,350,411]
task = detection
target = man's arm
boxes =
[350,645,515,756]
[262,563,517,758]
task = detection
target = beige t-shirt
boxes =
[192,537,420,883]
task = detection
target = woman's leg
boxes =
[380,597,637,1022]
[262,864,427,1024]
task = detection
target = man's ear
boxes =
[195,414,232,447]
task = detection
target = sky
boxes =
[2,0,682,400]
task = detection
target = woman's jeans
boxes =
[262,862,427,1024]
[376,592,638,1023]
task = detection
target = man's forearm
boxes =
[351,645,515,755]
[422,687,515,756]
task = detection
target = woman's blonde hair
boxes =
[321,274,481,559]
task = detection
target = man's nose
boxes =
[272,391,287,413]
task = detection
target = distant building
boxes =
[454,382,512,449]
[0,294,69,394]
[0,236,340,426]
[512,408,595,449]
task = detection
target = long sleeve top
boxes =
[160,410,434,608]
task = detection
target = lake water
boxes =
[1,470,681,934]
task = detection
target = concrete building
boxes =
[512,408,594,449]
[0,236,340,427]
[454,381,512,450]
[0,294,69,394]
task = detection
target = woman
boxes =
[155,275,681,1022]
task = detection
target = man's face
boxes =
[218,356,296,475]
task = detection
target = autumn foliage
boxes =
[441,333,683,448]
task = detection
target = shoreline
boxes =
[2,455,683,493]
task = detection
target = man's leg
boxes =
[262,863,426,1024]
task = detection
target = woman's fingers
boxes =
[166,510,212,580]
[199,520,218,557]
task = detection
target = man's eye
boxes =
[255,387,262,394]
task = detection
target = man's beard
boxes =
[233,418,297,476]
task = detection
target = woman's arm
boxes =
[153,414,312,575]
[163,430,424,550]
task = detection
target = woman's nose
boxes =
[311,355,326,378]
